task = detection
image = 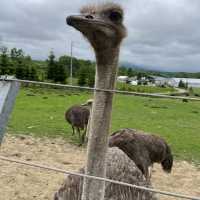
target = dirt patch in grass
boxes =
[0,134,199,200]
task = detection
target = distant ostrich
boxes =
[65,99,93,144]
[54,147,157,200]
[66,3,127,198]
[109,128,173,180]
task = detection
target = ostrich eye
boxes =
[109,11,122,22]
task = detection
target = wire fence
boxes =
[1,76,200,102]
[0,155,200,200]
[0,77,200,200]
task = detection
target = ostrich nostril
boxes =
[66,16,73,25]
[85,15,94,19]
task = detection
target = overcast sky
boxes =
[0,0,200,72]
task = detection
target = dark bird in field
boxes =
[54,147,157,200]
[109,128,173,180]
[65,99,93,144]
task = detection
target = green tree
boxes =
[118,66,127,76]
[10,48,24,60]
[47,50,56,80]
[178,80,188,89]
[0,47,10,75]
[77,66,87,86]
[15,60,26,79]
[87,65,95,87]
[58,55,71,77]
[29,66,39,81]
[53,62,67,83]
[10,48,25,75]
[127,68,133,77]
[137,72,142,80]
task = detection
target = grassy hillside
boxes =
[7,86,200,163]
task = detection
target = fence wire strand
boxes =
[1,77,200,102]
[0,155,200,200]
[1,77,200,199]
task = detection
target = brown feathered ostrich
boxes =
[54,147,157,200]
[67,3,127,199]
[109,128,173,180]
[65,99,93,144]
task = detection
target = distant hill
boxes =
[120,62,200,79]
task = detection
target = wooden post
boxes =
[0,76,20,144]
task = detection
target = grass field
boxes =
[193,88,200,96]
[7,86,200,163]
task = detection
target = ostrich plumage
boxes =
[109,128,173,180]
[54,147,157,200]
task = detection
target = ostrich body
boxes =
[54,147,157,200]
[67,3,127,199]
[109,128,173,180]
[65,100,93,144]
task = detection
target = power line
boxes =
[1,77,200,102]
[0,155,199,200]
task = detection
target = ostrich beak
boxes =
[66,14,113,35]
[66,15,83,26]
[66,14,97,35]
[66,14,95,27]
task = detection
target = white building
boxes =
[151,76,170,86]
[117,76,129,83]
[170,78,200,88]
[130,80,138,85]
[152,76,200,88]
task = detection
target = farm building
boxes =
[117,76,129,83]
[171,78,200,88]
[151,76,200,88]
[130,80,138,85]
[150,76,171,87]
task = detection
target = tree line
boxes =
[0,47,95,86]
[0,47,39,81]
[0,46,149,86]
[1,46,199,87]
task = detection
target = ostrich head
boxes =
[66,3,127,52]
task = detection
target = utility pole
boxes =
[70,41,73,85]
[0,36,3,51]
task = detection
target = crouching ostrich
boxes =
[65,99,93,144]
[54,147,157,200]
[109,128,173,180]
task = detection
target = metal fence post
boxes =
[0,76,20,144]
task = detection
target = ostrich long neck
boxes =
[82,47,120,200]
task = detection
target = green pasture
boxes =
[7,86,200,163]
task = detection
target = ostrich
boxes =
[54,147,157,200]
[65,99,93,144]
[109,128,173,180]
[67,3,127,199]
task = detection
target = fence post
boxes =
[0,76,20,144]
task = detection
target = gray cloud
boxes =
[0,0,200,72]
